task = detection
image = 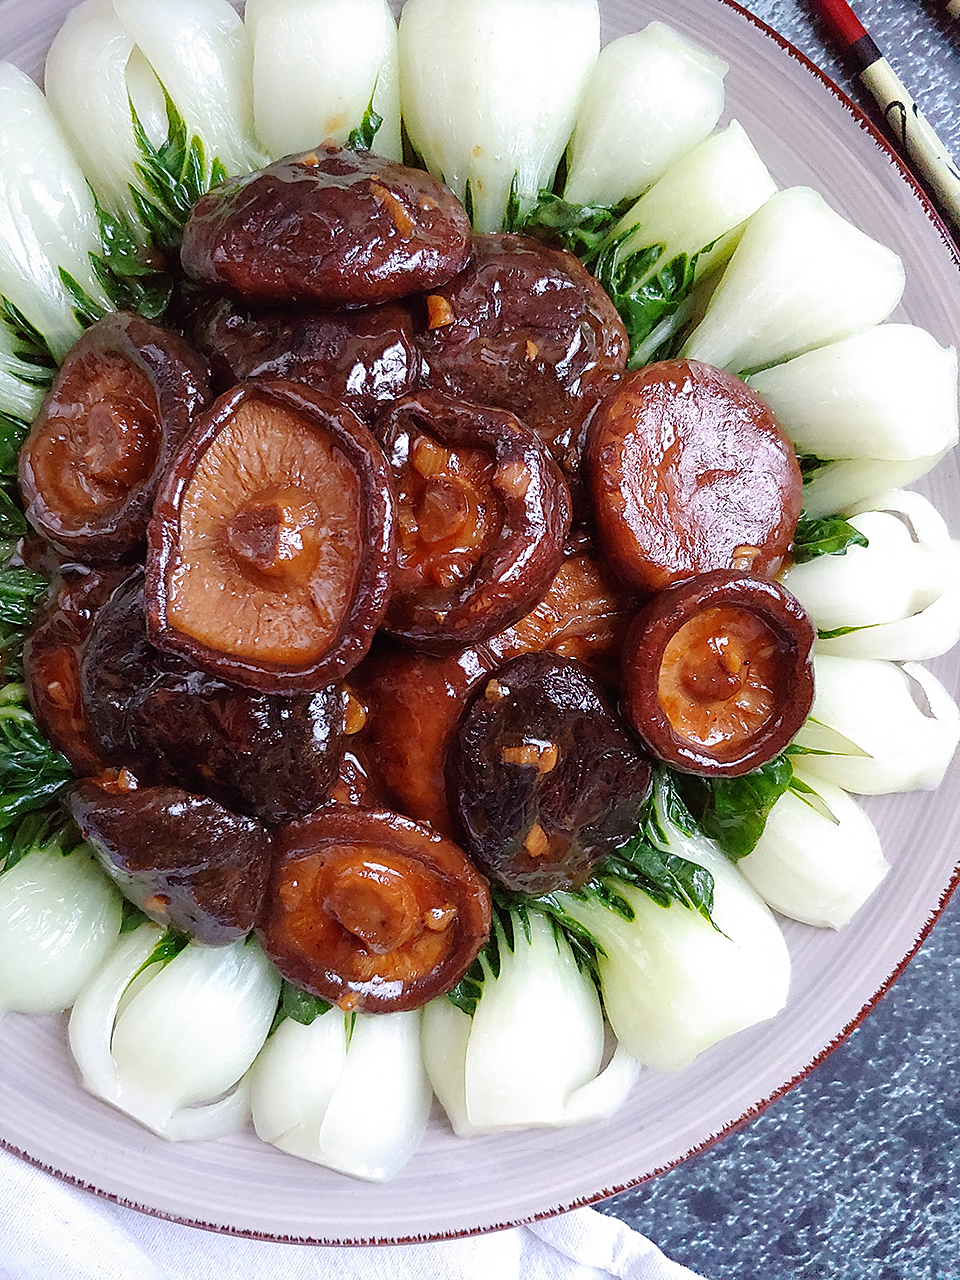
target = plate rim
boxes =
[1,0,959,1248]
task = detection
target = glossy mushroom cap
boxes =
[621,570,816,777]
[418,234,628,481]
[259,807,491,1013]
[146,380,396,693]
[70,778,272,946]
[19,312,209,564]
[375,390,571,651]
[181,144,472,308]
[81,573,347,824]
[588,359,803,594]
[449,652,653,894]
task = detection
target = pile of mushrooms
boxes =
[19,141,815,1015]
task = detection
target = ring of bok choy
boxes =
[0,0,954,1190]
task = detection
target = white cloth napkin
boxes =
[0,1147,705,1280]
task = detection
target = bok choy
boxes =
[251,1007,431,1181]
[69,926,280,1140]
[0,832,122,1017]
[793,655,960,794]
[557,777,791,1073]
[589,121,776,364]
[0,62,110,360]
[682,186,905,375]
[563,22,726,208]
[398,0,601,233]
[784,491,960,661]
[738,766,888,929]
[422,907,637,1136]
[246,0,402,162]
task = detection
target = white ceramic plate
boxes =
[0,0,958,1246]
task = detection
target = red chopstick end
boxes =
[809,0,869,49]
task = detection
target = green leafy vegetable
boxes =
[817,623,870,640]
[513,190,627,257]
[0,807,78,874]
[792,514,869,564]
[447,890,606,1017]
[0,684,73,828]
[129,91,229,253]
[119,899,153,934]
[797,454,834,484]
[680,755,794,862]
[130,926,190,984]
[0,414,29,479]
[89,201,173,321]
[0,567,49,629]
[587,230,716,365]
[0,299,58,386]
[269,980,333,1036]
[346,90,384,152]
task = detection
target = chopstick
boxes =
[810,0,960,233]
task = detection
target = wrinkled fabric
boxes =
[0,1147,705,1280]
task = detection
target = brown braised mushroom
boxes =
[417,234,628,479]
[448,653,653,895]
[146,381,395,692]
[621,570,815,777]
[356,550,635,836]
[70,778,272,946]
[259,807,491,1013]
[81,573,346,823]
[588,360,803,595]
[180,144,472,308]
[187,293,417,420]
[19,313,209,564]
[375,390,571,650]
[24,564,129,775]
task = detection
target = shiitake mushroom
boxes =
[23,564,130,775]
[356,550,636,836]
[621,570,816,777]
[417,234,628,480]
[181,144,472,308]
[258,807,491,1013]
[19,312,209,564]
[80,573,346,824]
[448,652,653,895]
[187,293,417,420]
[146,380,395,693]
[375,390,571,651]
[70,778,272,946]
[588,359,803,594]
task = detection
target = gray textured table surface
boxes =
[597,4,960,1278]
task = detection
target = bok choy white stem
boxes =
[747,325,958,464]
[246,0,401,162]
[69,926,280,1140]
[559,781,790,1073]
[564,22,726,207]
[682,186,905,375]
[793,655,960,794]
[421,909,638,1136]
[0,840,121,1017]
[0,62,110,359]
[44,0,149,230]
[738,766,888,929]
[784,492,960,661]
[111,0,262,179]
[398,0,601,233]
[593,122,776,363]
[0,320,47,423]
[250,1008,431,1181]
[800,453,950,521]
